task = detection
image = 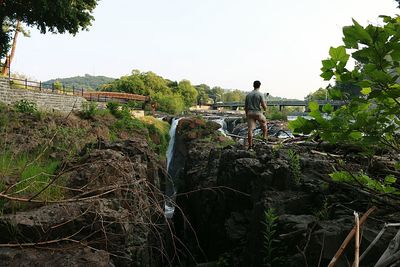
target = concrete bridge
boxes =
[211,100,347,111]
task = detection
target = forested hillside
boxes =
[45,74,115,91]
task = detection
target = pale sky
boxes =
[11,0,399,99]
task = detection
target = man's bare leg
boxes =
[261,121,268,140]
[247,127,253,149]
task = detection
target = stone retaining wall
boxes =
[0,78,87,113]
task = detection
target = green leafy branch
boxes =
[290,15,400,154]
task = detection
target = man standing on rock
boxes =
[244,80,268,149]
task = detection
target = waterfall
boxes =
[165,118,181,218]
[166,118,181,171]
[212,118,228,136]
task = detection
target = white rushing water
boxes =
[212,118,228,136]
[165,118,181,218]
[166,118,181,171]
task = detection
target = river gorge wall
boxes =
[170,117,400,267]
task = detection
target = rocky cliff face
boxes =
[0,139,168,267]
[172,118,399,267]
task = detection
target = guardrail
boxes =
[7,77,150,104]
[9,77,85,96]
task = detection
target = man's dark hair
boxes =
[253,80,261,89]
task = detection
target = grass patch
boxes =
[108,104,171,156]
[0,151,63,212]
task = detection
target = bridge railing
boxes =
[212,100,347,107]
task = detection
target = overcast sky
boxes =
[11,0,399,99]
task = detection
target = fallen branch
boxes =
[354,212,360,267]
[375,229,400,267]
[328,206,377,267]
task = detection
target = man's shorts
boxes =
[247,112,267,130]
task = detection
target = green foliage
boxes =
[176,80,198,107]
[395,161,400,170]
[109,107,170,156]
[262,208,284,267]
[106,101,123,118]
[45,74,114,91]
[102,70,171,96]
[153,93,185,114]
[14,100,37,114]
[80,101,98,119]
[52,126,88,160]
[194,84,211,105]
[0,151,62,205]
[113,114,145,131]
[223,89,246,102]
[330,171,400,195]
[126,100,143,109]
[265,106,288,121]
[291,16,400,154]
[140,116,170,156]
[210,86,225,103]
[216,138,236,148]
[306,88,328,101]
[1,0,98,60]
[313,198,331,220]
[17,160,62,201]
[287,149,301,185]
[53,80,63,90]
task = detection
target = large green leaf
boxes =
[309,101,319,112]
[322,103,334,113]
[369,70,392,82]
[329,46,350,63]
[288,117,318,135]
[349,131,363,140]
[386,88,400,98]
[361,87,371,95]
[328,88,343,100]
[321,70,334,81]
[321,59,336,70]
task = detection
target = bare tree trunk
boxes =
[2,20,20,76]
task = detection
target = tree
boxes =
[1,20,31,75]
[153,93,185,114]
[0,0,98,60]
[140,71,172,95]
[194,84,211,105]
[211,86,224,103]
[291,16,400,153]
[177,80,198,107]
[330,80,361,99]
[305,88,328,100]
[223,89,245,102]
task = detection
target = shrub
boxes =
[265,106,287,121]
[14,100,37,114]
[80,101,98,119]
[106,101,120,117]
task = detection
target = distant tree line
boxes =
[45,74,115,91]
[99,69,296,114]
